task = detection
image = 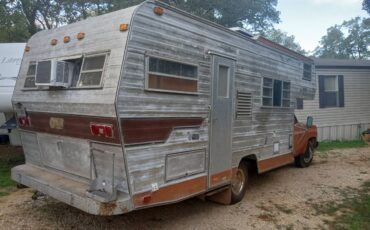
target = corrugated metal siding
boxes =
[118,0,316,193]
[296,69,370,141]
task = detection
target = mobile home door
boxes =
[209,55,234,188]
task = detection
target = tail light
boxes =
[18,116,31,127]
[90,123,114,138]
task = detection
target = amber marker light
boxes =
[25,46,30,52]
[153,6,164,15]
[51,39,58,46]
[77,32,85,40]
[64,36,71,43]
[120,23,129,32]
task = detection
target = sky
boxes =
[276,0,368,52]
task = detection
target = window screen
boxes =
[296,98,304,110]
[262,77,290,108]
[24,62,37,88]
[77,54,107,87]
[147,57,198,93]
[218,65,229,98]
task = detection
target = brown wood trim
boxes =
[121,117,204,145]
[210,170,232,187]
[148,74,198,93]
[133,176,207,208]
[19,112,121,144]
[258,153,294,173]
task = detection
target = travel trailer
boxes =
[12,1,317,215]
[0,43,26,145]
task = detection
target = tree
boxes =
[0,1,29,42]
[314,17,370,59]
[263,28,306,55]
[364,0,370,14]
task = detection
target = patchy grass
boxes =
[0,145,25,196]
[317,140,367,153]
[310,181,370,230]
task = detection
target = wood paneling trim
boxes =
[258,153,294,173]
[148,74,198,93]
[133,176,207,208]
[210,170,232,187]
[121,117,204,145]
[19,112,121,144]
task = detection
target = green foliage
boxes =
[314,17,370,60]
[263,28,306,55]
[1,0,281,42]
[0,154,24,189]
[317,140,367,152]
[364,0,370,14]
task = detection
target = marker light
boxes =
[90,123,114,138]
[64,36,71,43]
[153,6,164,15]
[120,23,129,32]
[77,32,85,40]
[25,46,30,52]
[51,39,58,46]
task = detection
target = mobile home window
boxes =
[147,57,198,93]
[262,77,290,108]
[77,53,107,87]
[24,62,37,88]
[318,75,344,108]
[303,63,312,81]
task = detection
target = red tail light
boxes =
[90,123,114,138]
[18,116,31,127]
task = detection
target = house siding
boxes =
[296,68,370,141]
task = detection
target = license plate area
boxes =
[37,133,91,179]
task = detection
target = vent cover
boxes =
[236,91,252,119]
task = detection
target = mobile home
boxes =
[12,1,316,215]
[295,58,370,141]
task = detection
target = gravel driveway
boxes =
[1,146,369,230]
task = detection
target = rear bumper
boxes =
[11,164,132,215]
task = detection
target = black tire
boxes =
[230,162,248,204]
[295,139,315,168]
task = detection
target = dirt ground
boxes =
[0,146,370,230]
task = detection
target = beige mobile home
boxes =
[295,58,370,141]
[12,1,316,215]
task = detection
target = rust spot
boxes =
[99,202,117,216]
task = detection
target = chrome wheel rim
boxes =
[304,143,313,163]
[231,168,245,195]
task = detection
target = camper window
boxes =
[24,62,37,88]
[262,77,290,108]
[303,63,312,81]
[146,57,198,94]
[77,53,107,87]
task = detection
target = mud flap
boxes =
[206,186,232,205]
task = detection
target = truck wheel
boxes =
[295,140,315,168]
[230,162,248,204]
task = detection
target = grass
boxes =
[317,140,368,152]
[0,148,25,196]
[310,181,370,230]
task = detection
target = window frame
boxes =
[23,61,37,90]
[319,75,343,108]
[262,77,291,108]
[22,52,109,91]
[75,52,109,89]
[303,63,312,81]
[145,55,199,95]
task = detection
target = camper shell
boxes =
[12,1,316,215]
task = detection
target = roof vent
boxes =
[229,27,253,37]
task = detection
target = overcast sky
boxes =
[276,0,368,52]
